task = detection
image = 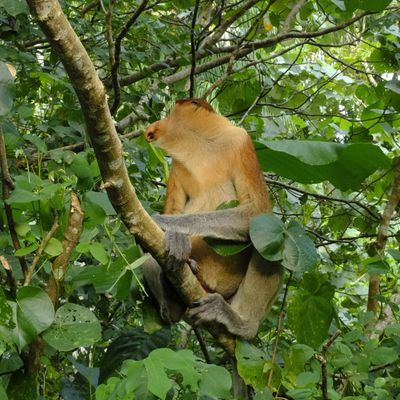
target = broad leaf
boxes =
[0,288,14,329]
[257,141,390,191]
[43,303,101,351]
[287,273,335,349]
[282,221,319,272]
[143,356,171,400]
[44,238,63,257]
[249,214,285,261]
[199,364,232,399]
[10,287,54,351]
[236,340,269,390]
[250,215,318,272]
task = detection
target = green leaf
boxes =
[350,0,393,12]
[16,287,54,333]
[283,344,315,384]
[205,238,251,256]
[287,273,335,348]
[0,288,14,329]
[199,364,232,399]
[71,153,92,179]
[15,222,31,237]
[143,356,171,400]
[0,0,28,16]
[14,243,39,257]
[43,303,101,351]
[385,80,400,95]
[249,214,285,261]
[84,199,107,228]
[151,348,200,391]
[44,238,63,257]
[73,246,141,293]
[367,346,398,365]
[10,287,55,351]
[282,221,319,272]
[23,134,47,153]
[89,242,109,265]
[257,141,390,191]
[250,216,318,272]
[254,389,274,400]
[236,340,269,390]
[84,191,115,215]
[6,189,41,204]
[0,382,7,400]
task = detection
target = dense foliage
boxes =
[0,0,399,399]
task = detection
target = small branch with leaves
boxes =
[315,330,342,400]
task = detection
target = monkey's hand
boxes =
[185,293,255,339]
[165,230,199,274]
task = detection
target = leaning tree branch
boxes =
[368,159,400,314]
[47,193,84,305]
[199,0,265,49]
[26,0,235,356]
[281,0,307,34]
[0,256,17,298]
[24,214,59,286]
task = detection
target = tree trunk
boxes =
[26,0,235,355]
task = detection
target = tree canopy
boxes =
[0,0,399,399]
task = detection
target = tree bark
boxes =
[26,0,235,355]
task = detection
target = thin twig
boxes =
[315,330,341,400]
[268,271,292,387]
[110,0,149,114]
[0,256,17,298]
[189,0,200,98]
[281,0,307,34]
[265,176,380,221]
[193,328,212,364]
[23,215,60,286]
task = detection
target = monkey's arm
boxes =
[153,207,251,241]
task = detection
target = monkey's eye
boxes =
[191,100,199,106]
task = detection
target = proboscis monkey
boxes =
[143,99,283,339]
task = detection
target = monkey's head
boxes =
[145,99,218,154]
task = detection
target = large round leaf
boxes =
[257,141,390,191]
[249,214,285,261]
[43,303,101,351]
[282,221,319,272]
[16,286,54,333]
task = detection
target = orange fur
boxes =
[146,99,271,297]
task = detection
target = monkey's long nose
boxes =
[145,129,154,142]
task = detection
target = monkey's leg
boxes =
[186,252,283,338]
[142,257,186,324]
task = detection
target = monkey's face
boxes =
[145,118,169,148]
